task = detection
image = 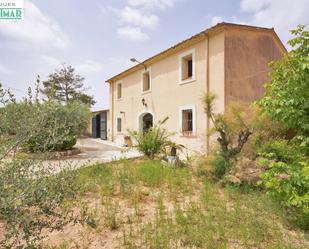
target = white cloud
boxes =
[107,57,133,69]
[240,0,270,12]
[0,64,15,75]
[119,7,159,29]
[240,0,309,43]
[76,61,103,74]
[211,16,223,25]
[0,1,69,49]
[126,0,179,10]
[41,55,62,68]
[211,0,308,45]
[117,26,149,41]
[102,6,159,29]
[102,0,181,41]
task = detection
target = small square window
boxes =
[117,118,122,132]
[142,71,150,92]
[181,54,193,80]
[117,82,122,99]
[179,49,195,84]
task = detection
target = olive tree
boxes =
[0,85,89,248]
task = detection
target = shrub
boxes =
[129,117,173,159]
[259,25,309,140]
[256,25,309,229]
[259,140,309,229]
[211,153,231,179]
[0,100,90,152]
[258,139,304,163]
[203,94,254,161]
[0,85,89,247]
[0,159,80,248]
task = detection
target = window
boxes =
[179,49,195,84]
[182,109,193,135]
[179,105,196,137]
[142,70,151,92]
[117,118,122,132]
[117,82,122,99]
[187,59,193,78]
[181,55,193,80]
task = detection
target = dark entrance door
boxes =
[143,113,153,133]
[92,116,97,138]
[100,111,107,140]
[92,114,101,138]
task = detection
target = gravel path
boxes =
[43,138,142,173]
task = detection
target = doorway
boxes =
[139,112,153,133]
[92,114,101,138]
[91,111,108,140]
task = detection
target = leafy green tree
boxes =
[258,25,309,228]
[40,65,95,106]
[259,25,309,141]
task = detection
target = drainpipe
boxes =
[206,35,210,154]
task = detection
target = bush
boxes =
[0,85,89,247]
[129,117,173,159]
[211,153,231,179]
[258,139,304,163]
[0,100,90,152]
[259,25,309,140]
[259,140,309,229]
[203,94,254,161]
[0,159,80,247]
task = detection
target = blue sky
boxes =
[0,0,308,110]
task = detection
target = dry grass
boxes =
[44,159,309,249]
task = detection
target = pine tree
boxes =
[41,65,95,106]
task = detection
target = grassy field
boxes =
[46,159,309,249]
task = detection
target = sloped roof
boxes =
[106,22,286,83]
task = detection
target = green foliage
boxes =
[203,94,253,161]
[259,140,309,229]
[257,25,309,229]
[136,160,165,187]
[0,100,90,152]
[0,159,80,248]
[41,65,95,106]
[0,83,90,247]
[129,117,174,159]
[211,153,231,179]
[259,25,309,139]
[258,139,304,163]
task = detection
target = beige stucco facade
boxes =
[106,23,286,153]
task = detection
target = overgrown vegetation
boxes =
[0,83,89,248]
[259,25,309,146]
[43,159,309,248]
[0,160,80,248]
[203,25,309,229]
[257,25,309,228]
[203,96,255,177]
[0,84,90,152]
[128,117,180,159]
